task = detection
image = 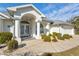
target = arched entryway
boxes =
[14,13,42,42]
[20,13,36,38]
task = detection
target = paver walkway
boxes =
[0,35,79,55]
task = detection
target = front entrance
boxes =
[20,23,30,37]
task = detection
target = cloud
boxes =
[44,3,79,21]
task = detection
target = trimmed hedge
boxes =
[0,32,13,44]
[7,39,18,51]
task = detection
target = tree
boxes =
[71,16,79,34]
[71,16,79,29]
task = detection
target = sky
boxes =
[0,3,79,21]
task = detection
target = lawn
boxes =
[43,46,79,56]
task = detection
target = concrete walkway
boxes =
[0,35,79,55]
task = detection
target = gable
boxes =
[7,4,45,17]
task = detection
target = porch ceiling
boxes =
[21,13,36,21]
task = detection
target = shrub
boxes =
[51,34,58,42]
[52,38,58,42]
[0,32,13,44]
[53,32,58,36]
[44,36,51,42]
[48,33,52,36]
[41,34,51,42]
[63,34,72,39]
[52,32,57,39]
[56,33,62,39]
[7,39,18,51]
[59,37,65,40]
[0,36,6,44]
[51,34,55,38]
[52,32,62,40]
[69,35,72,38]
[41,34,47,39]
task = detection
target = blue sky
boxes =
[0,3,79,21]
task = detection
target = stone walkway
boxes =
[0,35,79,56]
[23,39,79,54]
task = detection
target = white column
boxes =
[72,28,75,35]
[15,19,21,43]
[36,21,40,39]
[32,20,36,37]
[46,23,50,35]
[12,25,15,38]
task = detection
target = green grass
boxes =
[42,46,79,56]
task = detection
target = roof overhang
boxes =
[7,4,46,17]
[0,12,10,19]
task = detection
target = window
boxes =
[8,25,11,28]
[35,24,37,35]
[40,24,44,33]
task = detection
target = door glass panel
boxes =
[25,25,29,34]
[21,25,24,34]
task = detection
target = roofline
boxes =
[7,4,46,17]
[0,12,10,19]
[31,4,45,17]
[52,23,73,26]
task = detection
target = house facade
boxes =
[0,4,74,43]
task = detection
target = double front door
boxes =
[20,24,30,37]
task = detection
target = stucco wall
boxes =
[50,26,60,33]
[60,26,74,35]
[15,7,41,21]
[49,25,74,35]
[0,19,3,32]
[3,20,14,34]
